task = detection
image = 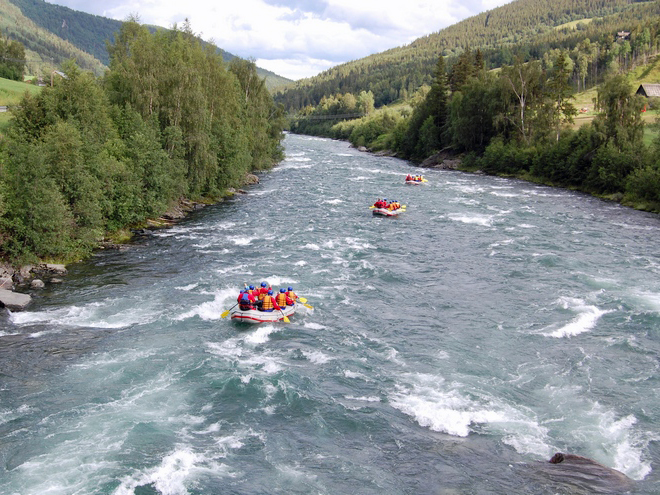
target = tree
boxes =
[545,50,578,142]
[0,35,25,81]
[592,74,645,151]
[498,57,543,144]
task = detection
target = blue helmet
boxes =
[268,289,273,295]
[249,285,255,290]
[288,286,293,291]
[261,282,267,287]
[280,288,286,293]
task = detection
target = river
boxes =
[1,133,659,494]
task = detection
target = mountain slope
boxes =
[0,0,105,76]
[3,0,292,88]
[275,0,657,110]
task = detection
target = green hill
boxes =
[1,0,292,88]
[275,0,659,111]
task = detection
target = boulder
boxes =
[0,289,31,311]
[32,263,67,277]
[0,277,12,290]
[245,173,260,185]
[421,151,461,170]
[30,279,45,289]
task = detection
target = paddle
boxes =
[221,302,238,318]
[297,297,314,309]
[279,309,290,323]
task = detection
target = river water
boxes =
[1,133,659,494]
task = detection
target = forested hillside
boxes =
[1,0,291,89]
[0,0,105,76]
[275,0,657,110]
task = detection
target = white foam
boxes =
[302,350,333,364]
[177,288,235,321]
[448,213,493,227]
[303,322,326,330]
[175,283,198,291]
[113,447,231,495]
[228,235,257,246]
[391,374,550,451]
[9,299,158,330]
[245,325,279,345]
[541,297,613,338]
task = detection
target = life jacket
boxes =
[276,293,287,307]
[286,290,297,303]
[258,287,269,301]
[239,294,253,310]
[262,295,275,311]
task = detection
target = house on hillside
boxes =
[636,84,660,98]
[617,30,631,41]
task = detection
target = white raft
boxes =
[230,302,297,324]
[405,179,427,185]
[372,207,404,217]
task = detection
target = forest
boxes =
[289,11,660,214]
[275,0,659,110]
[0,19,285,263]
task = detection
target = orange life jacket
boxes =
[262,295,275,310]
[286,290,297,302]
[276,293,287,307]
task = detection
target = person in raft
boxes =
[373,198,386,209]
[238,292,255,311]
[257,281,270,302]
[285,286,297,305]
[260,289,282,312]
[275,288,294,308]
[405,174,413,181]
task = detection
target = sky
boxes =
[45,0,514,81]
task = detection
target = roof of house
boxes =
[637,83,660,97]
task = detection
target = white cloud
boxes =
[46,0,515,80]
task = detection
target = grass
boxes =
[0,77,42,134]
[0,77,40,105]
[567,58,660,143]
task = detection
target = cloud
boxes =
[46,0,514,80]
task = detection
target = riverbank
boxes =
[0,174,261,311]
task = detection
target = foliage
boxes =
[0,31,25,80]
[0,19,284,262]
[0,0,106,76]
[276,0,660,112]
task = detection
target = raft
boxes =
[372,207,403,217]
[230,302,297,324]
[405,179,427,185]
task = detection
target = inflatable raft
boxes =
[372,207,403,217]
[405,179,427,185]
[230,302,297,324]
